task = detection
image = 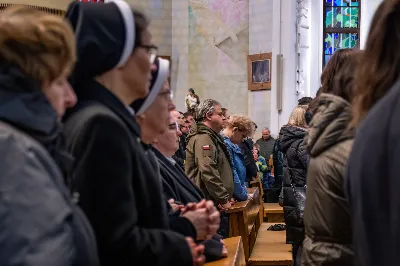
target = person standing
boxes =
[256,128,276,162]
[0,6,99,266]
[63,2,200,265]
[279,106,309,266]
[302,49,360,266]
[185,88,200,114]
[346,1,400,265]
[221,115,254,201]
[185,99,234,237]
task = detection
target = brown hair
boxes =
[226,114,253,136]
[329,50,363,102]
[321,48,357,94]
[351,1,400,126]
[0,6,76,85]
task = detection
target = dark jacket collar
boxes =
[66,79,141,136]
[0,65,59,136]
[152,147,204,203]
[0,64,73,176]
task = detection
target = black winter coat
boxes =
[279,125,308,245]
[63,80,193,266]
[239,138,258,182]
[154,148,204,204]
[153,148,226,263]
[272,138,284,187]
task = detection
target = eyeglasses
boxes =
[139,44,158,63]
[139,44,158,55]
[158,90,173,101]
[169,122,178,130]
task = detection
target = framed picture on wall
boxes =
[247,52,272,91]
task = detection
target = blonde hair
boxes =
[288,106,307,128]
[226,114,254,136]
[0,6,76,85]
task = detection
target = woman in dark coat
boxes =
[0,6,98,266]
[63,2,199,266]
[279,106,309,266]
[151,115,227,262]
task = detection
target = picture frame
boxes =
[247,52,272,91]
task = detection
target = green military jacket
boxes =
[185,123,234,205]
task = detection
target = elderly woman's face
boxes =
[144,80,175,135]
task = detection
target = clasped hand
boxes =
[169,199,220,240]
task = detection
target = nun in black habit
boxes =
[132,55,220,240]
[62,2,198,266]
[130,56,205,205]
[131,63,227,261]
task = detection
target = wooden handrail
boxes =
[225,187,257,213]
[226,200,249,213]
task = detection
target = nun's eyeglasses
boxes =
[140,44,158,56]
[159,90,173,101]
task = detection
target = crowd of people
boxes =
[0,0,399,266]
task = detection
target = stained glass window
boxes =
[323,0,360,66]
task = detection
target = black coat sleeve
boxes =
[72,114,193,266]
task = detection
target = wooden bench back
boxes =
[226,187,262,261]
[205,236,246,266]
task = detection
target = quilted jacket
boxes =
[279,125,308,245]
[301,94,354,266]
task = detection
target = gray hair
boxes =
[195,99,221,122]
[262,127,270,132]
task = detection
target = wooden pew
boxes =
[250,177,264,199]
[226,187,262,261]
[248,223,293,266]
[263,203,284,223]
[205,236,246,266]
[250,179,265,226]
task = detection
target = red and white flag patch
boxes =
[202,145,210,150]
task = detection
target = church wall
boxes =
[126,0,172,58]
[187,0,249,116]
[248,0,273,138]
[9,0,383,134]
